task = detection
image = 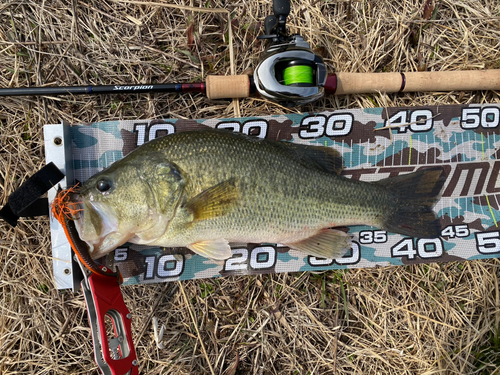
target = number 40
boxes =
[391,238,444,260]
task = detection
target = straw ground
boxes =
[1,0,500,374]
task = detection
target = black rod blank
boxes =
[0,83,206,97]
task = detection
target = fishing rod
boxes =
[1,0,499,107]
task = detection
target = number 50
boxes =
[475,232,500,254]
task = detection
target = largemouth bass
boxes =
[71,128,446,261]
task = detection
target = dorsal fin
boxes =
[270,141,343,175]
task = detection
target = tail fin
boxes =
[377,167,447,238]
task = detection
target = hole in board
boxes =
[63,268,71,275]
[53,136,63,146]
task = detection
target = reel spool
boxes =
[283,62,314,87]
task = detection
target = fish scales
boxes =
[72,129,446,260]
[137,130,387,241]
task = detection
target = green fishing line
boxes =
[283,65,313,85]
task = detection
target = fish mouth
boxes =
[71,194,129,259]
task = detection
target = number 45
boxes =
[441,225,469,238]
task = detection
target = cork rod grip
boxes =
[403,70,500,92]
[206,75,251,99]
[331,70,500,95]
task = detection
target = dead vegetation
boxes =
[1,0,500,373]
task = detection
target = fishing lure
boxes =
[51,185,121,281]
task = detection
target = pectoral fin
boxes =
[187,239,232,260]
[284,229,352,259]
[185,178,238,221]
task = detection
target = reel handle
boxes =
[273,0,290,18]
[264,15,278,37]
[259,0,290,41]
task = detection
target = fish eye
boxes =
[96,178,112,193]
[170,167,182,181]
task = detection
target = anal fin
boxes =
[187,239,232,260]
[284,229,352,259]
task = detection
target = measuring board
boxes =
[44,104,500,289]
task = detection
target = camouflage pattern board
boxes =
[44,104,500,289]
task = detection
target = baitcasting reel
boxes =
[254,0,327,106]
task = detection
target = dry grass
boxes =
[1,0,500,374]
